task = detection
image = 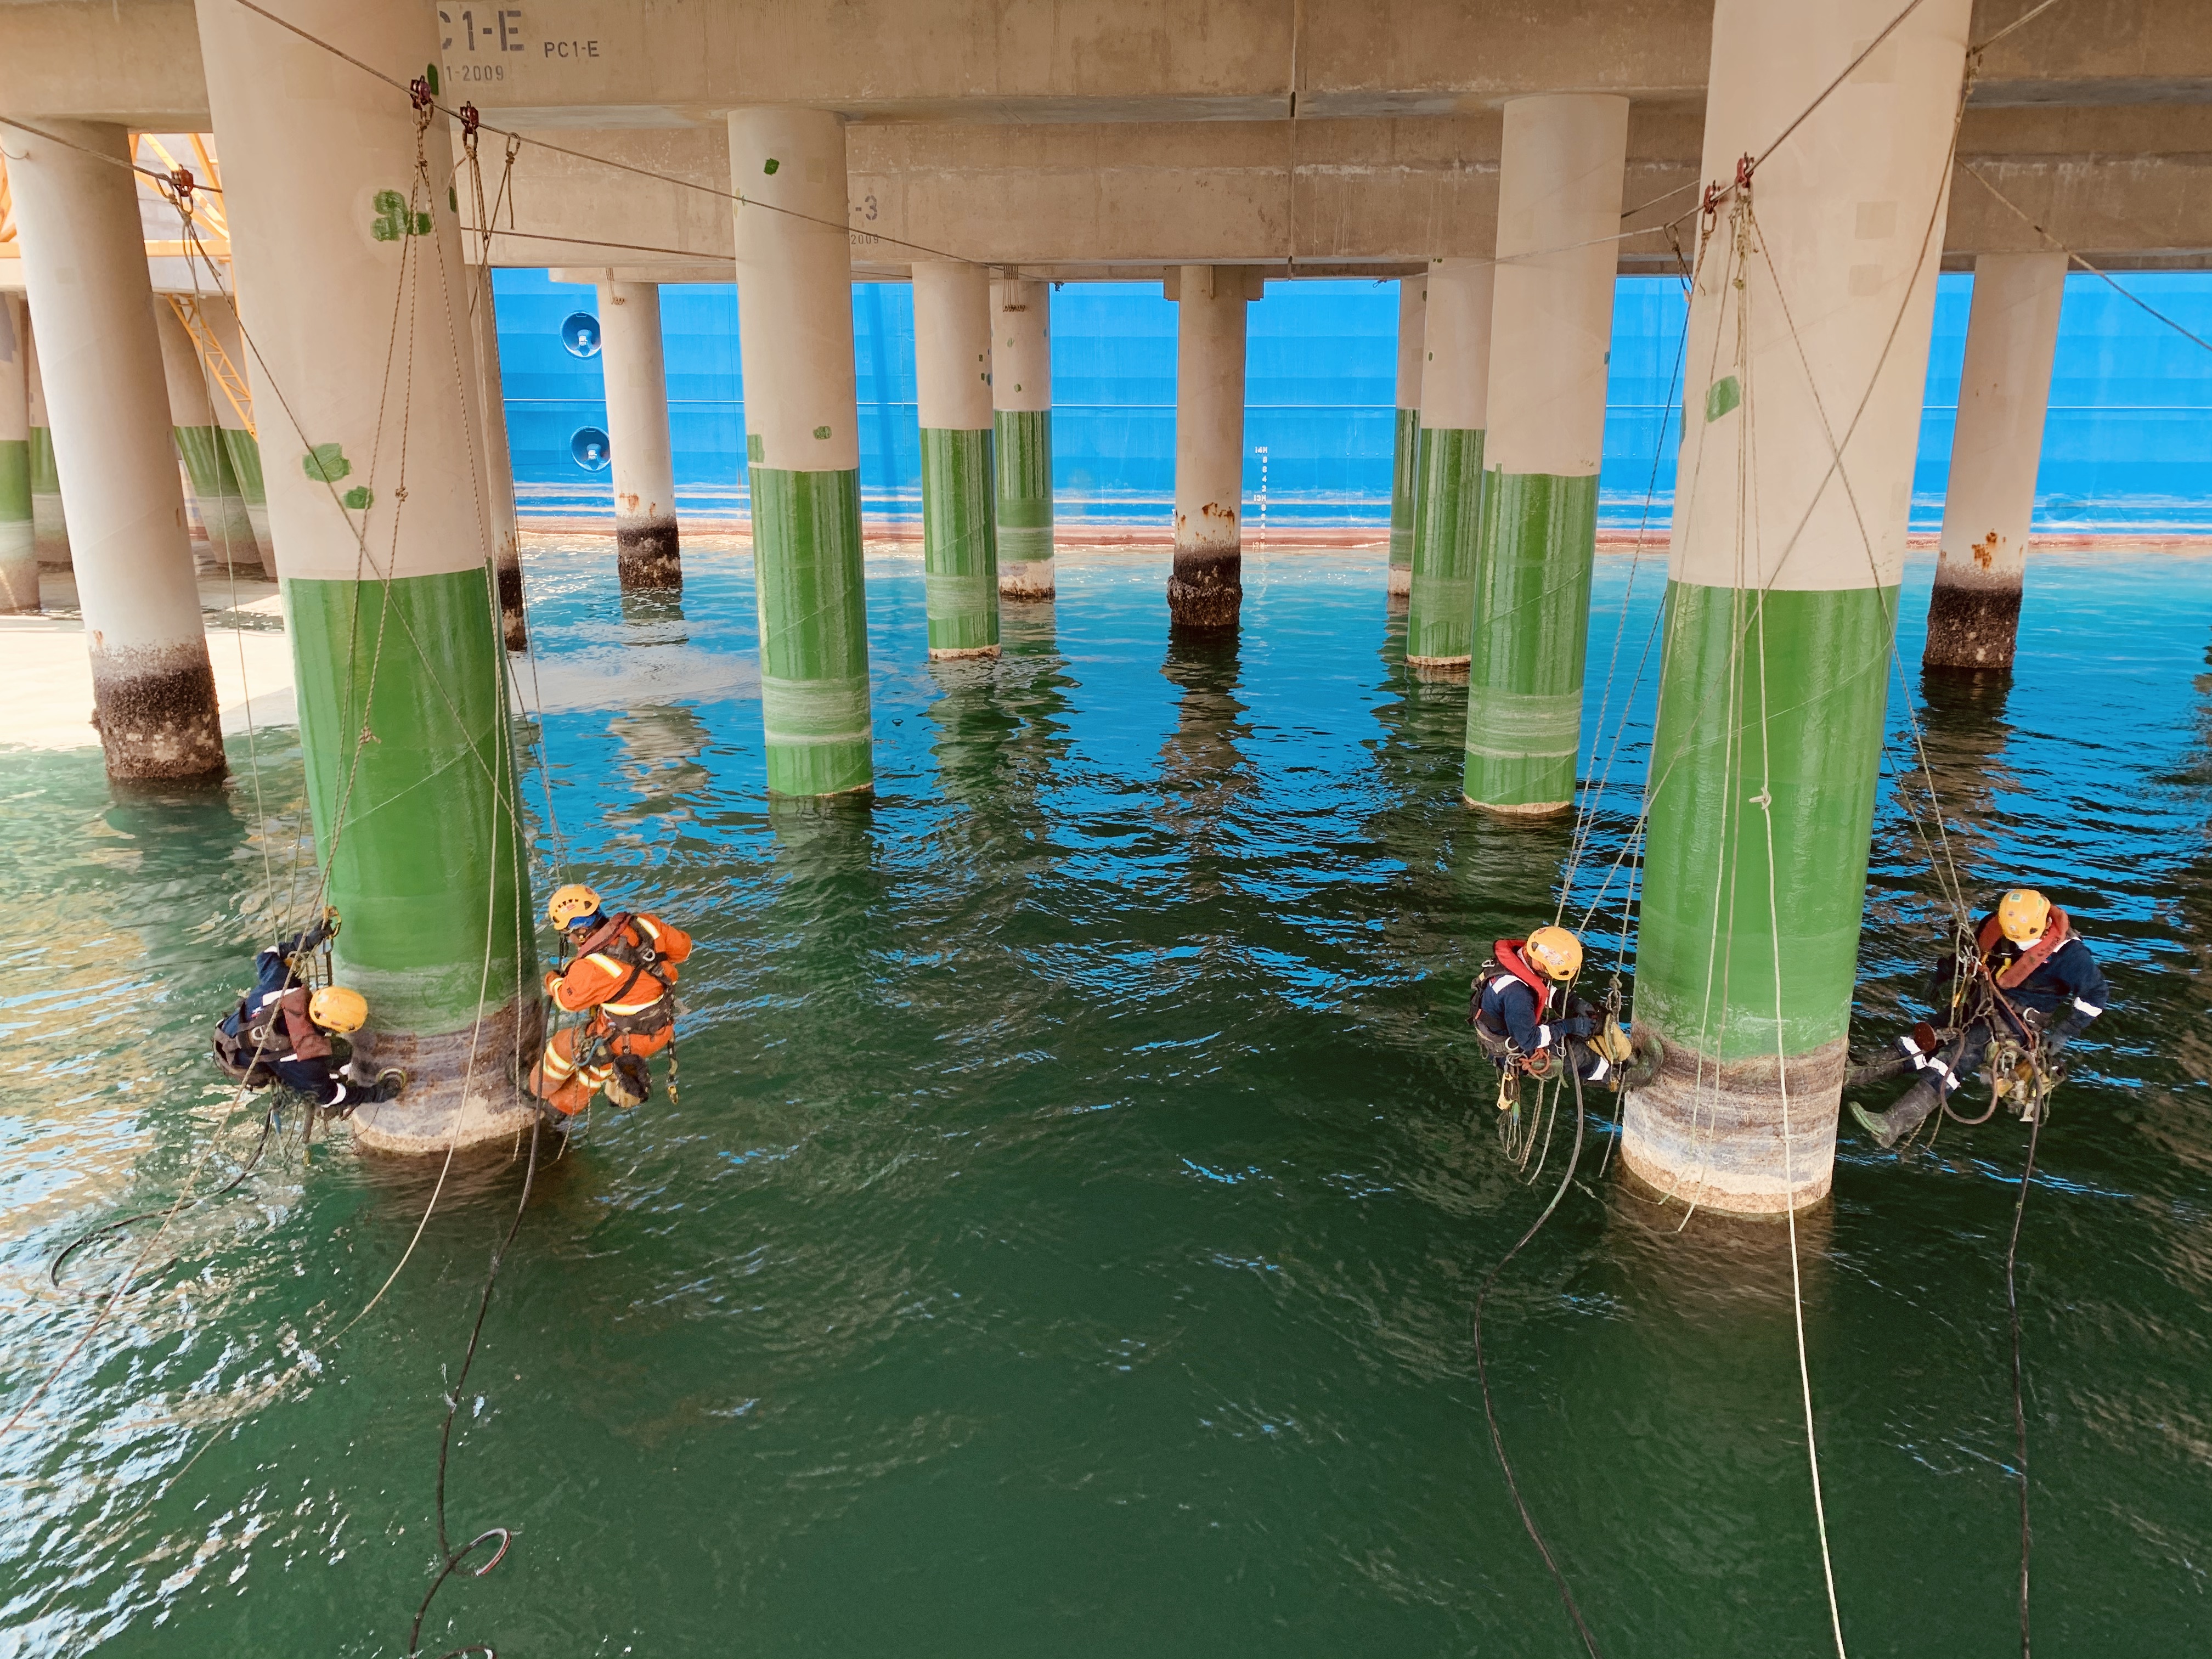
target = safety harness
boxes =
[1469,940,1558,1076]
[551,914,677,1110]
[211,942,332,1087]
[1896,913,2078,1133]
[1977,907,2071,990]
[569,912,676,1037]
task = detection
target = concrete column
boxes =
[469,275,527,647]
[1388,275,1425,601]
[1169,264,1251,631]
[0,295,33,612]
[1624,0,1970,1213]
[199,0,537,1150]
[729,106,873,795]
[24,314,67,567]
[1926,250,2067,673]
[196,295,280,580]
[7,121,224,783]
[992,276,1054,599]
[1461,94,1628,811]
[1405,258,1493,669]
[594,278,682,592]
[155,299,261,576]
[913,260,1000,659]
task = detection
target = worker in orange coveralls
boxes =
[527,883,693,1125]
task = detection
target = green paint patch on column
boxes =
[287,567,532,1034]
[1389,408,1420,573]
[174,425,228,498]
[29,427,66,565]
[1636,579,1896,1060]
[994,409,1053,564]
[28,427,59,496]
[921,426,1000,655]
[0,439,27,524]
[753,464,873,796]
[1461,470,1599,809]
[0,438,31,610]
[175,424,259,563]
[220,427,267,507]
[1406,425,1483,663]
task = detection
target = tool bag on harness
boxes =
[603,1050,653,1109]
[211,995,280,1089]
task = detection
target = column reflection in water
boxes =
[1909,670,2016,876]
[1156,632,1252,902]
[2169,640,2212,1135]
[926,599,1074,831]
[609,704,712,830]
[619,585,689,635]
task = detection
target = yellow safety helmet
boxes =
[548,883,603,930]
[1997,888,2052,944]
[309,985,368,1035]
[1525,926,1583,983]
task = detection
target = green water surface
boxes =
[2,546,2208,1657]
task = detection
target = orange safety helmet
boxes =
[1997,888,2052,944]
[1524,926,1583,983]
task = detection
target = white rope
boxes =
[1751,594,1850,1659]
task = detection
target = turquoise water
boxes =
[3,546,2209,1656]
[497,269,2212,529]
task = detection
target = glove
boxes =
[1558,1015,1596,1040]
[543,969,563,1000]
[368,1068,406,1104]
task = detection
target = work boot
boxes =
[536,1098,584,1135]
[1853,1077,1942,1150]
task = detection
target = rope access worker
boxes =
[212,910,405,1110]
[1468,926,1633,1088]
[528,883,693,1124]
[1852,888,2108,1149]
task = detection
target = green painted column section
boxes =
[1461,470,1599,809]
[287,568,532,1033]
[1637,581,1895,1059]
[219,426,270,555]
[30,426,67,565]
[174,424,259,569]
[1388,407,1420,579]
[0,439,31,612]
[0,442,26,523]
[921,425,999,656]
[753,465,873,796]
[1404,425,1483,665]
[994,409,1052,567]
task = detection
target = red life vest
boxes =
[1977,906,2070,990]
[1486,939,1554,1017]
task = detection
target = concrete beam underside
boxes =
[4,0,2208,129]
[5,2,2210,276]
[483,108,2212,278]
